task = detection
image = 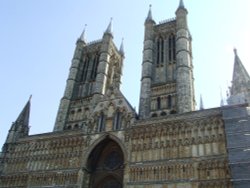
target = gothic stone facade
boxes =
[1,1,250,188]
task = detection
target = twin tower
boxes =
[53,0,195,132]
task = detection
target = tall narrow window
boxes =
[161,38,164,63]
[157,37,164,65]
[167,95,172,109]
[81,57,90,82]
[156,40,160,65]
[168,34,176,62]
[113,111,122,130]
[98,112,105,132]
[173,35,176,61]
[90,54,99,80]
[157,97,161,110]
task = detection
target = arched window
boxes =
[113,111,122,130]
[168,34,176,62]
[81,57,90,82]
[156,37,164,65]
[157,97,161,110]
[87,138,124,188]
[157,40,160,65]
[97,112,105,132]
[90,54,99,80]
[167,95,172,109]
[161,38,164,63]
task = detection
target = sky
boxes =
[0,0,250,148]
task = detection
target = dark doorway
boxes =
[87,138,124,188]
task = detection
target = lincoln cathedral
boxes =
[1,0,250,187]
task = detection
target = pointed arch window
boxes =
[168,34,176,62]
[157,97,161,110]
[156,37,164,65]
[90,54,99,80]
[167,95,172,109]
[97,112,105,132]
[81,57,90,82]
[113,111,122,130]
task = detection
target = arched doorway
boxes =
[87,138,124,188]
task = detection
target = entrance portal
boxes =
[87,138,124,188]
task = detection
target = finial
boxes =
[79,24,87,42]
[105,18,113,34]
[119,38,125,56]
[29,95,32,102]
[233,48,238,56]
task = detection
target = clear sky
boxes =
[0,0,250,148]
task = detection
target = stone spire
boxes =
[105,18,113,35]
[119,38,125,57]
[227,49,250,105]
[5,96,31,143]
[231,48,250,94]
[14,96,31,127]
[145,4,154,22]
[178,0,185,9]
[79,24,87,42]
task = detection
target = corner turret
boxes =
[139,5,155,118]
[175,0,195,113]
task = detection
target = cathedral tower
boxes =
[54,20,124,131]
[139,0,195,119]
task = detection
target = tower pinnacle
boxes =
[146,4,153,22]
[105,18,113,35]
[79,24,87,42]
[179,0,185,9]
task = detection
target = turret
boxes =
[175,0,195,113]
[94,18,114,96]
[54,26,87,131]
[139,5,155,119]
[5,97,31,144]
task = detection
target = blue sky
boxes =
[0,0,250,148]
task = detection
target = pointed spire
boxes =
[231,48,250,95]
[6,96,31,143]
[105,18,113,35]
[179,0,185,9]
[15,96,31,126]
[119,38,125,56]
[200,94,204,110]
[145,4,155,23]
[79,24,87,42]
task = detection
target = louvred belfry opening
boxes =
[87,138,124,188]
